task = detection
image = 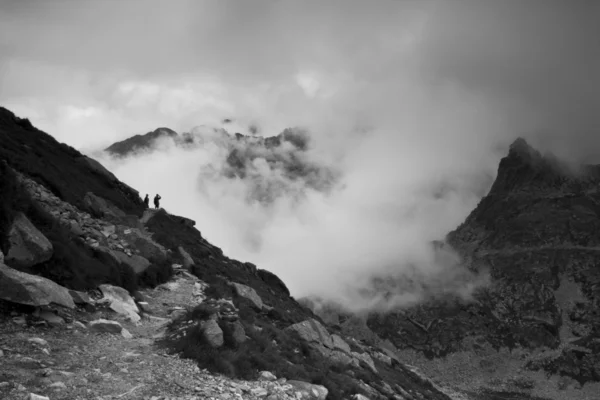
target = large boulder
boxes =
[4,212,53,268]
[286,318,377,371]
[98,284,140,323]
[112,251,151,275]
[286,319,334,348]
[200,319,224,347]
[0,263,75,308]
[231,282,263,310]
[287,380,328,400]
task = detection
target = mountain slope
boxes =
[367,138,600,397]
[0,107,143,216]
[0,107,458,400]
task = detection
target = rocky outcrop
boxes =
[98,284,140,323]
[0,263,75,308]
[286,318,377,372]
[231,282,264,310]
[200,319,224,347]
[112,250,151,274]
[4,212,53,268]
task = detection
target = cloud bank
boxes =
[1,0,598,310]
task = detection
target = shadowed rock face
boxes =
[368,138,600,384]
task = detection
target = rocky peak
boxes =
[104,127,178,157]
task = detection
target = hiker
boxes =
[143,194,149,208]
[154,194,162,209]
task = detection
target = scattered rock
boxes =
[0,263,75,308]
[112,251,151,275]
[258,371,277,381]
[28,337,48,346]
[98,284,140,323]
[73,320,87,330]
[49,381,66,390]
[37,309,65,326]
[69,220,85,236]
[68,289,94,305]
[121,328,133,339]
[88,319,125,335]
[222,320,246,345]
[250,387,269,397]
[200,319,224,347]
[231,282,263,310]
[287,380,329,400]
[4,212,53,268]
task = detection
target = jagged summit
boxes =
[367,136,600,396]
[106,125,339,205]
[104,127,178,157]
[486,137,597,198]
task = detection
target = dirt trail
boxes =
[0,273,256,400]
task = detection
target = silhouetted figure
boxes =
[154,194,161,209]
[143,194,149,208]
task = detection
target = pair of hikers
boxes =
[143,194,161,209]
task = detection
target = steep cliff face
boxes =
[368,138,600,387]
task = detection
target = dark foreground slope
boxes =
[368,138,600,387]
[0,107,143,216]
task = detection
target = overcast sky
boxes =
[1,0,599,308]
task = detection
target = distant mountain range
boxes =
[105,125,340,205]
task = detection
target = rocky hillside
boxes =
[0,107,460,400]
[362,138,600,399]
